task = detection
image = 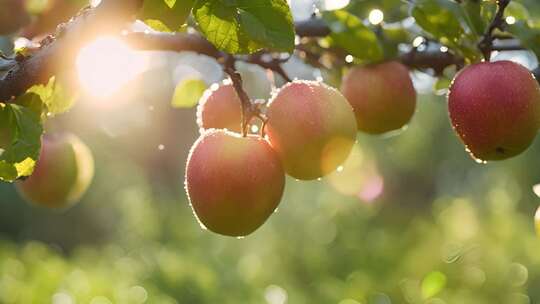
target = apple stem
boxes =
[223,55,257,137]
[478,0,512,62]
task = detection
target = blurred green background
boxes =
[2,0,540,303]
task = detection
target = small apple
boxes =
[16,133,94,209]
[266,80,357,180]
[341,61,417,134]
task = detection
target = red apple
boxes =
[266,80,357,180]
[341,61,417,134]
[448,60,540,161]
[16,133,94,209]
[185,129,285,236]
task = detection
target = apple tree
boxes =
[1,0,540,236]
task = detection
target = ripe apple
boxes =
[185,129,285,236]
[16,133,94,209]
[448,60,540,161]
[341,61,417,134]
[197,83,242,133]
[266,80,357,180]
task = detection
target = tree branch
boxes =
[400,48,464,74]
[0,10,528,105]
[0,0,142,103]
[295,19,331,37]
[122,31,221,58]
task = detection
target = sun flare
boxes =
[76,36,147,99]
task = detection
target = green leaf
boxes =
[27,77,76,116]
[164,0,176,9]
[434,76,452,94]
[412,0,464,45]
[506,2,530,21]
[139,0,195,31]
[322,10,383,62]
[508,21,540,60]
[421,271,447,299]
[412,0,483,62]
[461,0,485,36]
[0,103,43,182]
[171,78,207,108]
[380,26,411,59]
[193,0,295,54]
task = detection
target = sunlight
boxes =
[322,0,350,11]
[76,36,147,99]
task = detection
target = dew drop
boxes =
[474,158,487,165]
[412,36,425,47]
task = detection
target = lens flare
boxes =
[76,36,147,99]
[326,144,384,202]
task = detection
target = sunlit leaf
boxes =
[27,77,76,115]
[412,0,464,44]
[421,271,447,299]
[508,21,540,59]
[506,2,530,21]
[139,0,194,31]
[0,103,43,182]
[171,78,207,108]
[193,0,295,54]
[322,10,383,62]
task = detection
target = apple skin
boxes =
[197,83,242,133]
[16,133,94,209]
[341,61,417,134]
[0,0,30,35]
[448,60,540,162]
[185,129,285,237]
[266,80,357,180]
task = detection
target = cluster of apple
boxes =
[9,57,540,229]
[185,61,417,236]
[186,59,540,237]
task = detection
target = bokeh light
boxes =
[368,9,384,25]
[326,144,384,202]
